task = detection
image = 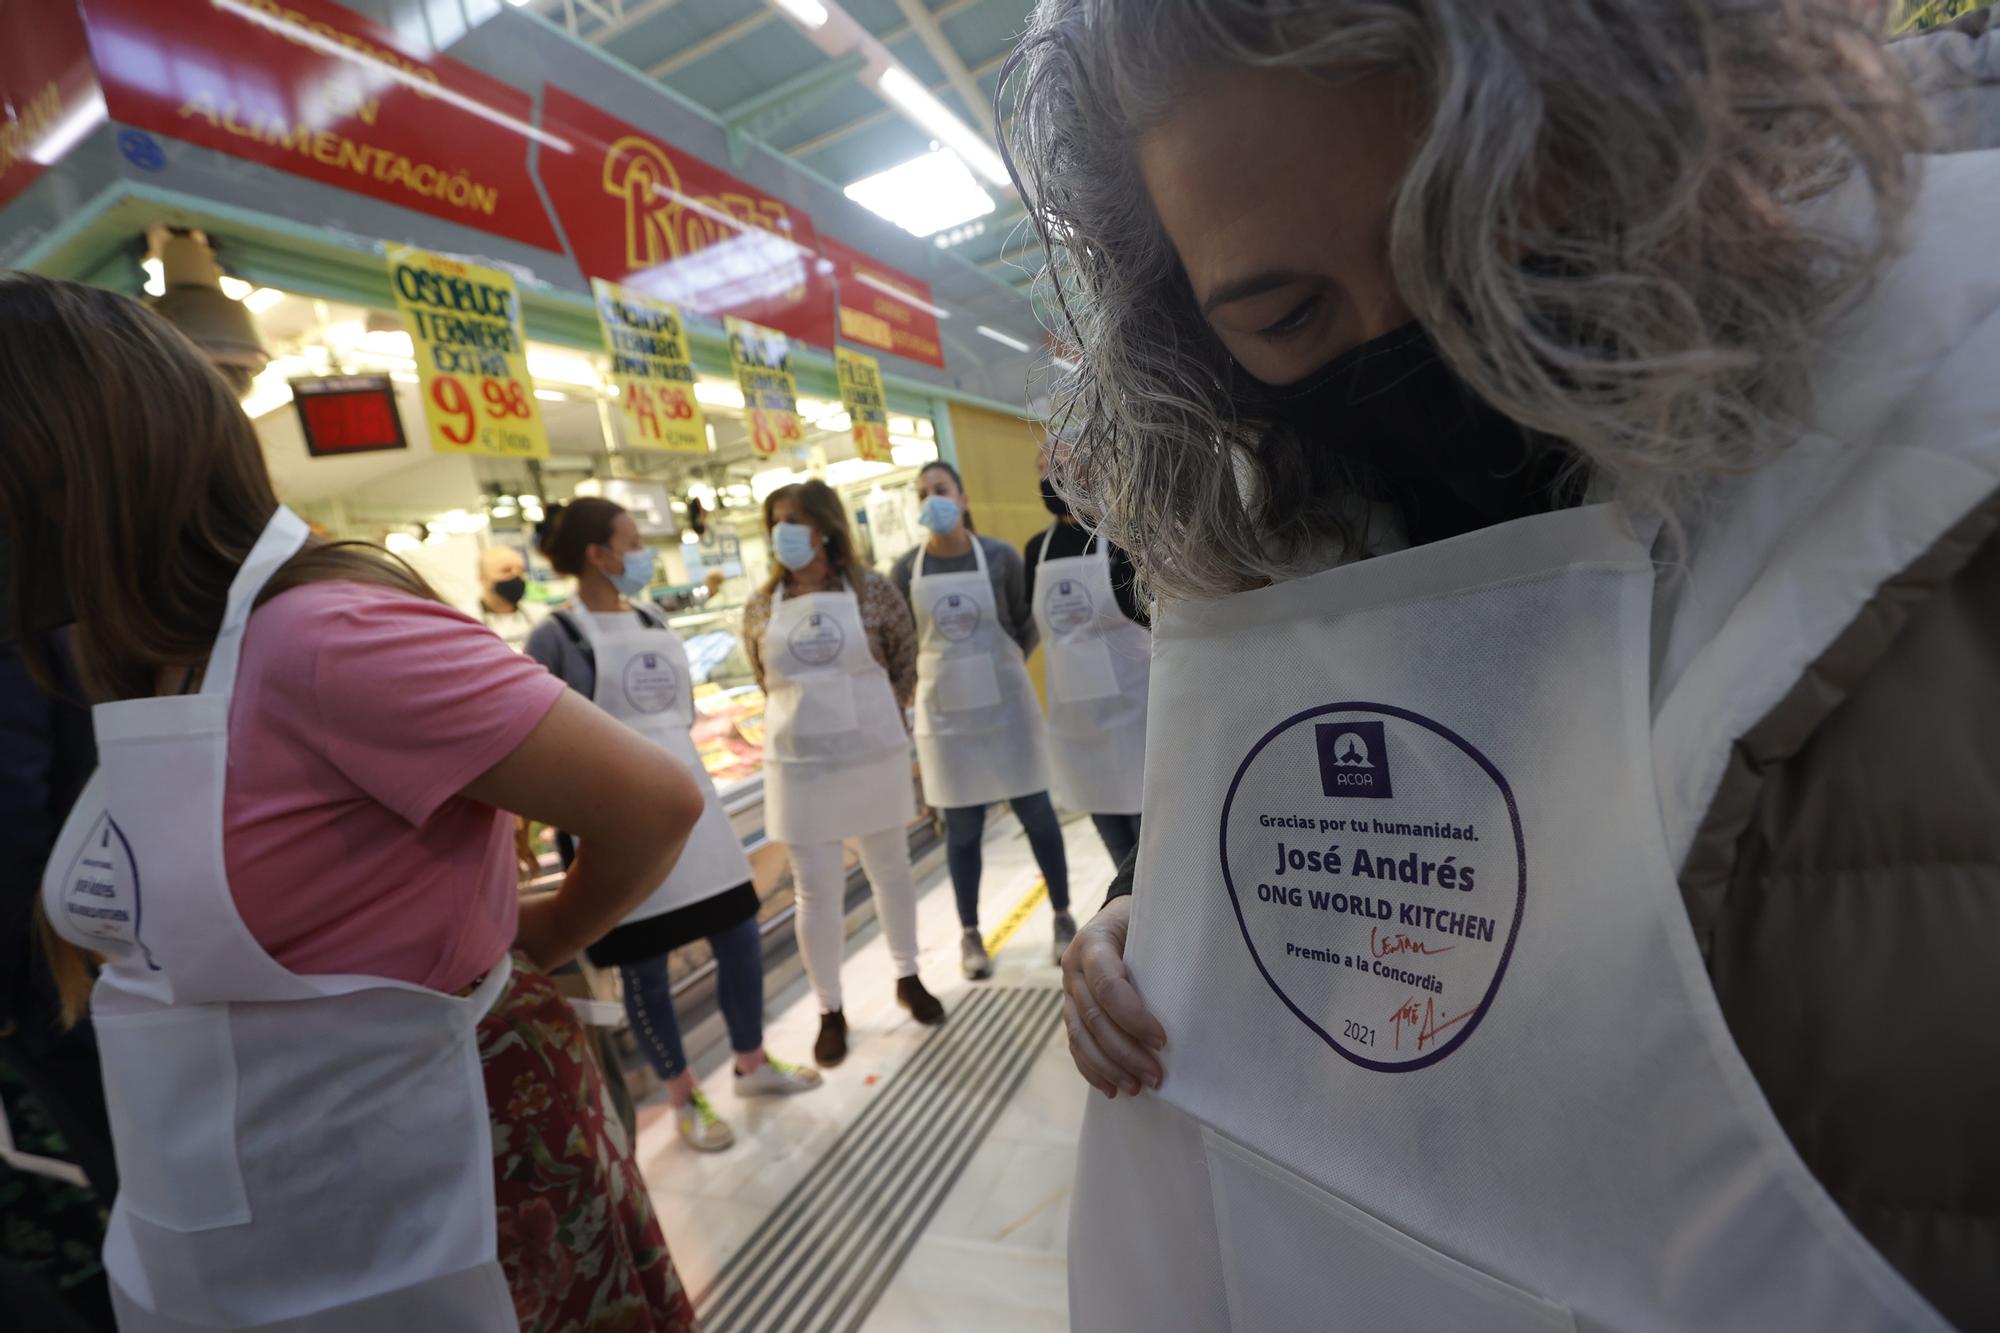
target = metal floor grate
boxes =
[693,986,1064,1333]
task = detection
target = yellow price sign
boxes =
[725,316,801,458]
[387,247,548,459]
[591,278,706,453]
[835,346,892,463]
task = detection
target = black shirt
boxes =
[1022,522,1148,628]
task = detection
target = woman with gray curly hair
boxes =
[1003,1,1999,1328]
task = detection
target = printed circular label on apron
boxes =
[931,593,982,642]
[55,811,158,969]
[1219,703,1525,1072]
[1044,578,1095,634]
[788,611,846,666]
[622,651,681,715]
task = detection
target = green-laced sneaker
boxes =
[675,1090,735,1152]
[734,1057,823,1097]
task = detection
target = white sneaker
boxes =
[676,1090,735,1152]
[734,1057,823,1097]
[961,928,993,980]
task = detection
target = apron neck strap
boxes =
[771,571,852,607]
[201,507,310,699]
[921,535,986,578]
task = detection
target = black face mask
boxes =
[1239,322,1571,546]
[1039,474,1072,519]
[491,576,527,608]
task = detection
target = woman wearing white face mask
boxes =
[890,462,1074,979]
[526,499,821,1154]
[742,481,945,1068]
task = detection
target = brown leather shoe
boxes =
[896,975,946,1026]
[814,1010,848,1068]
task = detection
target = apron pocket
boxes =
[772,676,859,741]
[1050,637,1119,703]
[1201,1127,1572,1332]
[933,653,1002,712]
[95,1005,251,1232]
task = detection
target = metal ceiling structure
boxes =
[521,0,1044,295]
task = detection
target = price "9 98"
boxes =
[429,375,533,445]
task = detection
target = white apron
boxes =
[1030,524,1149,815]
[910,539,1050,808]
[1069,503,1947,1332]
[760,577,914,844]
[40,508,519,1332]
[560,604,752,921]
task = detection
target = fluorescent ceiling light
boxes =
[218,276,253,301]
[526,347,602,388]
[826,458,893,486]
[875,67,1009,187]
[360,329,414,358]
[694,380,747,410]
[211,0,573,153]
[976,325,1032,353]
[854,271,948,318]
[243,287,286,313]
[1053,354,1080,372]
[844,149,995,240]
[890,439,939,468]
[534,389,565,401]
[28,87,107,165]
[769,0,829,28]
[141,258,165,297]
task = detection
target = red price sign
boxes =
[621,382,698,447]
[427,374,534,446]
[749,407,780,458]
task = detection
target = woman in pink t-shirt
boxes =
[3,275,702,1331]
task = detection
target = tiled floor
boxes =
[635,810,1115,1332]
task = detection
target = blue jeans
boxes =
[618,914,764,1081]
[942,791,1070,930]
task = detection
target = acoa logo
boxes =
[1315,720,1393,799]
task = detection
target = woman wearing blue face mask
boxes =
[527,498,821,1151]
[743,481,944,1068]
[891,462,1073,981]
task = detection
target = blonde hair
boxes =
[1001,0,1930,601]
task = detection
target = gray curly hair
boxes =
[1000,0,1932,602]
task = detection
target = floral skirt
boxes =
[479,953,696,1333]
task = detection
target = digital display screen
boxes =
[291,375,408,457]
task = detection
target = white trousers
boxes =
[785,826,921,1013]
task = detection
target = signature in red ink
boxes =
[1370,926,1455,960]
[1388,995,1478,1053]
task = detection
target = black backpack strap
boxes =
[550,609,595,673]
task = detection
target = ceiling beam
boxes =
[781,46,1007,159]
[890,0,995,134]
[648,10,777,78]
[579,0,680,47]
[720,51,869,167]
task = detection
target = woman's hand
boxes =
[1060,897,1167,1098]
[513,892,591,973]
[462,691,705,970]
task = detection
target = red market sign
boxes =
[0,0,100,210]
[820,235,944,369]
[538,84,838,350]
[77,0,563,251]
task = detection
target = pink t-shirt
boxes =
[224,581,564,992]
